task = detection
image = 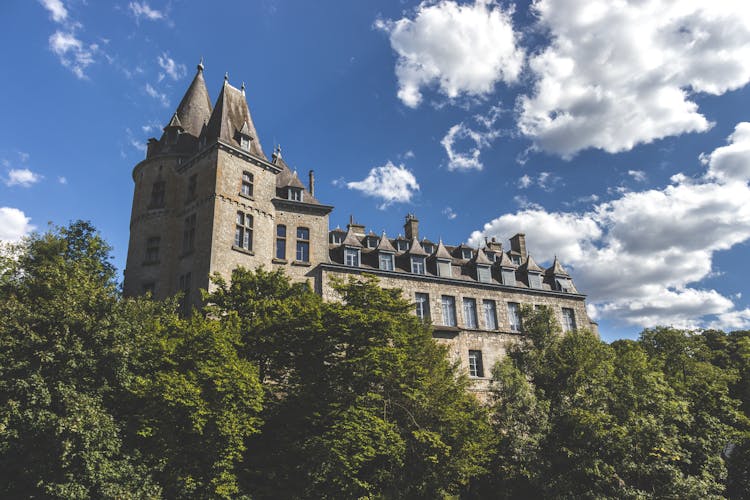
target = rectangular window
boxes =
[441,295,457,327]
[463,298,478,328]
[477,265,492,283]
[415,293,430,321]
[289,188,302,201]
[379,252,394,271]
[483,300,498,330]
[502,269,516,286]
[562,308,577,332]
[187,174,197,200]
[529,273,542,289]
[344,247,360,267]
[150,180,165,208]
[462,248,473,260]
[507,302,521,332]
[411,256,426,275]
[276,224,286,260]
[145,236,160,263]
[468,350,484,378]
[437,260,452,277]
[182,213,196,253]
[234,212,253,251]
[296,227,310,262]
[241,172,253,197]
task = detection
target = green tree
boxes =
[0,222,160,498]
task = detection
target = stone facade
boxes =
[124,64,598,388]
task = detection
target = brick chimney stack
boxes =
[510,233,527,261]
[404,213,419,241]
[308,170,315,197]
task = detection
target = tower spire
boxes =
[168,61,212,138]
[197,56,204,72]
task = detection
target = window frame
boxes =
[240,171,253,198]
[507,302,521,332]
[468,350,484,378]
[477,264,492,283]
[296,227,310,262]
[562,307,577,332]
[441,295,457,327]
[289,187,303,202]
[276,224,286,260]
[463,297,478,329]
[344,247,360,267]
[234,211,253,252]
[182,213,196,254]
[411,255,426,275]
[378,252,395,271]
[150,180,166,208]
[437,259,452,278]
[502,268,516,286]
[145,236,160,264]
[483,300,498,330]
[415,292,430,321]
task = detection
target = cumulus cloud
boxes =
[468,122,750,328]
[701,122,750,182]
[518,0,750,157]
[443,207,458,220]
[628,170,647,182]
[0,207,35,242]
[39,0,68,23]
[128,2,164,21]
[157,53,186,81]
[5,169,42,187]
[517,171,559,190]
[376,0,524,107]
[346,161,420,209]
[49,30,98,79]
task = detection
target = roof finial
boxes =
[197,56,204,72]
[241,81,246,95]
[275,144,282,158]
[224,71,229,82]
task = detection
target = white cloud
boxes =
[49,31,98,79]
[0,207,35,242]
[157,53,186,81]
[468,122,750,328]
[628,170,647,182]
[58,176,67,184]
[517,171,559,190]
[518,0,750,158]
[443,207,458,220]
[346,161,420,209]
[518,174,532,189]
[39,0,68,23]
[708,308,750,330]
[701,122,750,182]
[128,2,164,21]
[376,0,524,107]
[5,169,42,187]
[441,105,503,171]
[145,84,169,107]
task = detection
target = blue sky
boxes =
[2,0,750,341]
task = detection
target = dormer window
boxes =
[529,273,542,289]
[288,187,303,202]
[330,232,343,244]
[461,248,473,260]
[379,252,395,271]
[396,240,408,252]
[423,243,435,254]
[239,135,250,151]
[477,265,492,283]
[437,259,452,278]
[556,278,572,293]
[411,256,426,275]
[511,255,521,265]
[365,236,378,248]
[344,247,360,267]
[502,269,516,286]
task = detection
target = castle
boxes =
[123,62,598,388]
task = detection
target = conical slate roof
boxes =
[520,255,543,273]
[342,226,363,248]
[407,237,428,256]
[545,256,570,277]
[375,232,397,253]
[472,248,493,266]
[433,239,452,260]
[498,251,516,268]
[204,78,265,158]
[173,63,212,138]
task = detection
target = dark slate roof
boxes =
[273,153,322,205]
[433,239,452,260]
[520,255,543,273]
[165,112,183,129]
[472,248,493,266]
[498,251,516,268]
[407,237,428,256]
[342,227,363,248]
[375,232,397,253]
[545,256,570,276]
[174,64,212,138]
[204,80,265,158]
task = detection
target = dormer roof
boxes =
[520,255,543,273]
[433,239,452,260]
[497,251,516,268]
[546,256,570,277]
[375,232,397,253]
[472,248,493,266]
[407,237,428,256]
[165,112,184,130]
[342,227,363,248]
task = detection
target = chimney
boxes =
[485,237,503,252]
[404,213,419,240]
[347,215,366,236]
[509,233,527,261]
[308,170,315,197]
